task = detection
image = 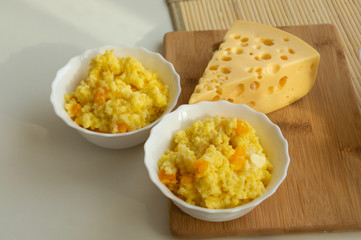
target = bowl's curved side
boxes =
[79,127,151,149]
[173,200,256,222]
[144,101,290,220]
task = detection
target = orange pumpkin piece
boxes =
[229,146,246,170]
[235,120,249,136]
[194,159,209,175]
[94,87,108,104]
[117,122,128,133]
[180,175,194,185]
[70,103,81,117]
[158,169,177,185]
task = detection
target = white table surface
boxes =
[0,0,360,239]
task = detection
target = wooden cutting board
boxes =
[163,24,361,238]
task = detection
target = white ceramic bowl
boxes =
[50,45,181,149]
[144,101,290,222]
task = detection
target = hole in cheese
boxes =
[266,86,274,95]
[241,42,248,47]
[278,76,288,89]
[261,38,274,46]
[261,53,272,60]
[249,52,253,55]
[209,65,218,70]
[283,37,289,42]
[232,35,241,39]
[254,56,260,61]
[247,67,253,73]
[248,101,256,107]
[310,63,315,70]
[233,83,245,96]
[224,50,232,55]
[289,48,295,54]
[250,81,260,90]
[253,44,261,49]
[266,64,280,74]
[212,95,221,101]
[206,85,213,90]
[241,37,249,42]
[227,98,234,103]
[255,67,262,74]
[220,67,231,74]
[222,56,232,61]
[257,75,262,80]
[280,55,288,60]
[235,48,243,54]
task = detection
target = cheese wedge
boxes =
[189,20,320,114]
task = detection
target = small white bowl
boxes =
[144,101,290,222]
[50,45,181,149]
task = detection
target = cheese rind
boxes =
[189,21,320,114]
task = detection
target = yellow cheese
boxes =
[189,20,320,114]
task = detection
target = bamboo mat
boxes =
[167,0,361,108]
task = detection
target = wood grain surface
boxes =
[163,24,361,238]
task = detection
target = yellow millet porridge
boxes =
[64,50,169,133]
[158,116,272,209]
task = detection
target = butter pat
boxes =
[250,154,266,168]
[189,21,320,114]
